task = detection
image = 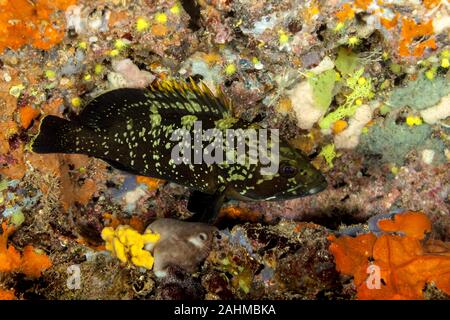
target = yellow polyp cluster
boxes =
[334,22,345,32]
[440,51,450,68]
[109,49,120,57]
[155,12,167,24]
[114,39,128,50]
[391,166,399,175]
[425,69,435,80]
[71,97,81,108]
[78,41,88,50]
[101,225,160,269]
[170,3,181,15]
[136,17,150,32]
[278,30,290,45]
[224,63,237,76]
[94,64,103,74]
[45,70,57,80]
[406,116,423,126]
[442,58,450,68]
[347,36,360,47]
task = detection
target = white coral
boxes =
[65,5,85,34]
[110,59,155,89]
[420,93,450,125]
[433,15,450,34]
[334,104,376,149]
[309,56,335,74]
[107,72,128,89]
[288,81,326,130]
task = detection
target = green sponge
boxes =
[388,75,450,110]
[358,118,445,165]
[308,69,337,111]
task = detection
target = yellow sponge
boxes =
[101,225,160,269]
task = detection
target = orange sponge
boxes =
[377,211,432,240]
[0,0,76,52]
[329,211,450,299]
[0,222,52,277]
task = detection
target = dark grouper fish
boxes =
[31,80,327,223]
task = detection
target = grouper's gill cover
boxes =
[31,80,327,220]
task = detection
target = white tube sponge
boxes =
[420,93,450,125]
[288,81,326,130]
[334,104,375,149]
[433,16,450,34]
[110,59,155,88]
[65,5,85,34]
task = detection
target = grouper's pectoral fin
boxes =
[186,189,227,224]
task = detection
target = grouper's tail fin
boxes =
[31,115,84,154]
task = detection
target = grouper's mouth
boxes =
[307,178,328,195]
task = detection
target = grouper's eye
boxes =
[279,160,298,178]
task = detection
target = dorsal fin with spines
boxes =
[147,78,231,117]
[76,79,232,129]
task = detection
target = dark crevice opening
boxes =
[181,0,202,31]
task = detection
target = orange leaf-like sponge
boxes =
[0,223,21,273]
[136,176,164,191]
[0,289,16,300]
[0,222,52,278]
[328,233,377,285]
[399,18,435,57]
[19,106,40,129]
[354,0,371,10]
[329,211,450,299]
[336,3,355,22]
[20,245,52,278]
[377,211,432,240]
[0,0,77,52]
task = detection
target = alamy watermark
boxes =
[366,264,381,290]
[66,264,81,290]
[170,121,280,175]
